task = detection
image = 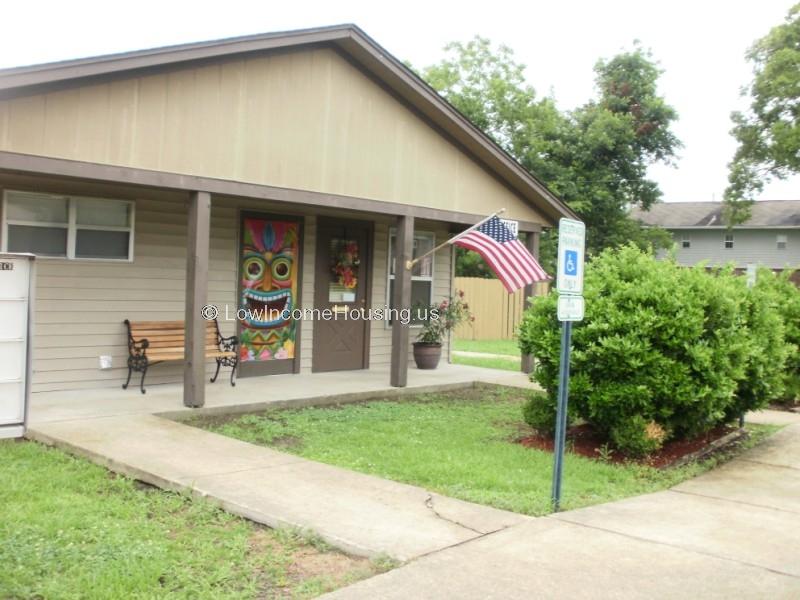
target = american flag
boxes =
[451,216,550,293]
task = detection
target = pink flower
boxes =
[275,347,289,359]
[259,348,272,360]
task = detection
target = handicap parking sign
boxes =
[556,219,585,295]
[564,250,578,276]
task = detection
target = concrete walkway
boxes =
[26,366,533,561]
[26,374,800,597]
[323,410,800,599]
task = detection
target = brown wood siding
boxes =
[0,48,545,226]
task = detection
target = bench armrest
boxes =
[217,333,239,353]
[123,319,150,357]
[129,337,150,356]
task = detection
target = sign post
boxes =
[552,218,585,511]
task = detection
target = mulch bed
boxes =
[517,423,744,468]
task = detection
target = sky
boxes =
[3,0,798,203]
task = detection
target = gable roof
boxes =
[0,24,576,224]
[631,200,800,229]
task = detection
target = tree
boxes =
[420,38,680,272]
[454,246,495,278]
[726,3,800,223]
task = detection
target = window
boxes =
[2,191,134,260]
[724,233,734,249]
[388,230,435,325]
[681,236,691,249]
[777,234,788,250]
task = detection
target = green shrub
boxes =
[726,268,789,419]
[522,391,558,436]
[519,245,791,457]
[751,268,800,404]
[609,416,665,458]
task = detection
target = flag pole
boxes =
[405,208,506,270]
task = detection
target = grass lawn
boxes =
[453,338,521,356]
[452,354,520,371]
[195,387,778,517]
[0,440,386,599]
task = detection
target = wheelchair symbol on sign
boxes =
[564,250,578,276]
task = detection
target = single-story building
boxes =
[631,200,800,283]
[0,24,574,407]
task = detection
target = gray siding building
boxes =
[631,201,800,277]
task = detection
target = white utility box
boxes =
[0,253,35,439]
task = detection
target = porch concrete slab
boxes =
[322,517,800,599]
[738,423,800,470]
[673,459,800,514]
[552,489,800,577]
[29,363,535,425]
[27,413,527,561]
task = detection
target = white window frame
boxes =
[387,229,435,328]
[724,233,734,249]
[681,235,691,249]
[777,234,788,250]
[1,190,135,262]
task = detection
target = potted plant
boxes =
[413,291,474,369]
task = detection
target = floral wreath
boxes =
[333,240,360,289]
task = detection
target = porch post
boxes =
[184,191,211,407]
[521,231,540,374]
[391,214,414,387]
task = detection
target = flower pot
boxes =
[413,342,442,370]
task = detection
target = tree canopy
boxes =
[725,3,800,224]
[420,37,679,272]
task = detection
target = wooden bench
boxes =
[123,319,239,394]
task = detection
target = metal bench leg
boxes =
[122,363,133,390]
[140,362,148,394]
[230,358,238,387]
[210,359,222,383]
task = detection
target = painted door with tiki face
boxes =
[237,213,302,377]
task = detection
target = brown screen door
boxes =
[312,219,371,372]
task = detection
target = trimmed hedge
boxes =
[519,245,792,457]
[752,268,800,404]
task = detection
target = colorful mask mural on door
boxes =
[239,218,299,362]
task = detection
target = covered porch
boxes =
[0,152,545,409]
[28,362,534,426]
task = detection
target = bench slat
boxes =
[143,344,221,352]
[136,335,217,347]
[128,321,217,331]
[148,350,236,361]
[128,320,218,330]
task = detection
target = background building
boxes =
[631,200,800,282]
